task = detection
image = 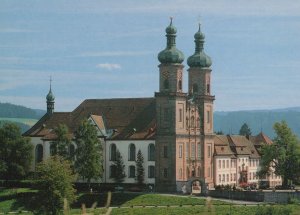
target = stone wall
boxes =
[209,190,300,203]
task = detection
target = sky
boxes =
[1,0,300,112]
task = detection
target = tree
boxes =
[0,122,33,179]
[135,149,145,186]
[74,119,103,187]
[50,124,72,160]
[36,156,77,215]
[239,123,252,136]
[258,121,300,187]
[112,149,126,184]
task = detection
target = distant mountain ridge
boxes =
[214,107,300,138]
[0,102,45,119]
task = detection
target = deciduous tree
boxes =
[0,123,33,179]
[36,156,77,215]
[258,121,300,187]
[74,119,103,187]
[50,124,72,160]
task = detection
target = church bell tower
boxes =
[46,77,55,115]
[155,18,187,192]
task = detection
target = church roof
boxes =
[24,97,156,140]
[249,132,273,146]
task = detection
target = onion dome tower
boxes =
[187,24,212,68]
[158,18,184,64]
[46,77,55,115]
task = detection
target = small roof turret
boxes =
[187,23,212,68]
[158,18,184,64]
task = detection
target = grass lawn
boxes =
[1,189,300,215]
[111,205,300,215]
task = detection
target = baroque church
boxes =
[24,19,281,193]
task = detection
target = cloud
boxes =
[96,63,121,70]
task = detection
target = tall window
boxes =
[197,166,201,177]
[164,79,169,89]
[208,145,211,158]
[148,166,155,178]
[207,111,210,123]
[179,109,183,122]
[222,160,225,168]
[207,84,210,94]
[218,160,221,169]
[178,80,182,90]
[219,174,221,183]
[163,168,168,178]
[164,108,169,121]
[179,168,183,179]
[110,165,116,178]
[110,144,117,161]
[193,83,198,93]
[129,165,135,178]
[197,143,201,159]
[128,144,136,161]
[186,143,190,158]
[35,144,43,163]
[179,145,183,158]
[226,160,229,168]
[191,116,195,128]
[191,143,195,158]
[163,145,168,158]
[148,144,155,161]
[227,174,229,182]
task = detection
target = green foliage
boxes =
[0,123,33,179]
[74,119,103,185]
[50,124,72,160]
[255,205,291,215]
[135,149,145,185]
[36,156,77,215]
[258,121,300,186]
[239,122,252,136]
[112,149,126,184]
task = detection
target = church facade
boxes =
[24,20,281,192]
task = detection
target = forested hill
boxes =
[214,107,300,138]
[0,102,45,119]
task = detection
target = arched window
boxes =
[128,144,136,161]
[110,144,117,161]
[178,80,182,90]
[193,83,198,93]
[35,144,43,163]
[69,144,75,157]
[164,79,169,89]
[50,143,56,156]
[148,144,155,161]
[148,166,155,178]
[129,165,136,178]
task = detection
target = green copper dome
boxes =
[187,24,212,68]
[158,18,184,64]
[46,89,55,101]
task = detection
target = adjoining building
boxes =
[24,19,281,192]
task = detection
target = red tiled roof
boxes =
[24,97,156,140]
